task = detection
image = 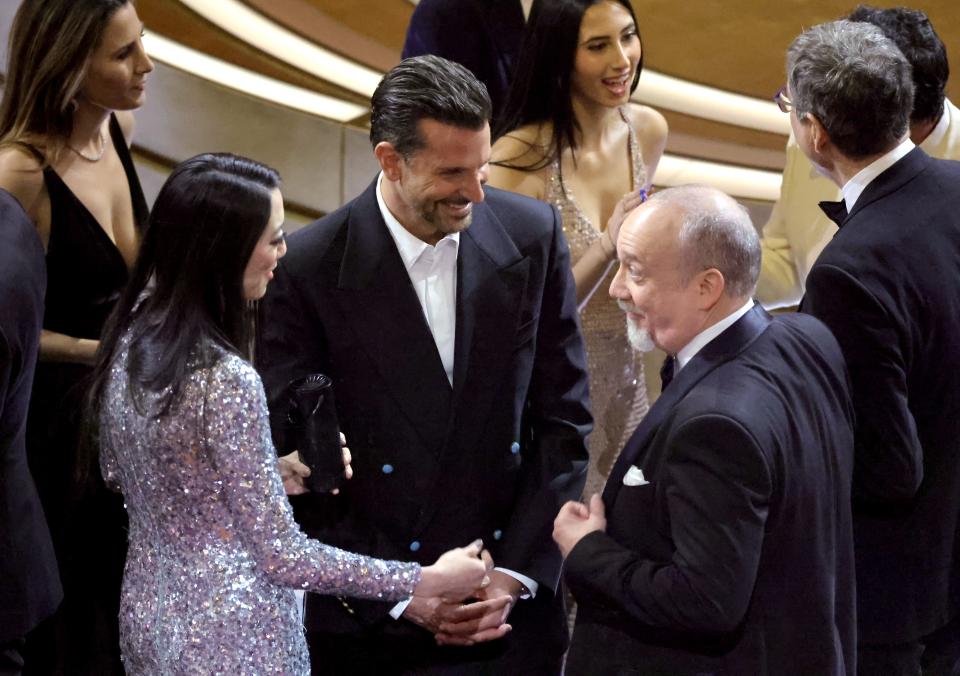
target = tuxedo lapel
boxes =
[329,182,452,452]
[450,204,528,419]
[603,305,773,504]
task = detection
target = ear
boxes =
[695,268,726,311]
[374,142,404,181]
[804,113,830,155]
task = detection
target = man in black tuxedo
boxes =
[787,19,960,676]
[554,185,857,675]
[257,55,590,675]
[0,190,62,675]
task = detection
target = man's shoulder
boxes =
[478,185,557,236]
[282,199,356,271]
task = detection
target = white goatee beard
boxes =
[625,317,656,353]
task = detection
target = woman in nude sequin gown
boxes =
[85,154,490,674]
[489,0,668,498]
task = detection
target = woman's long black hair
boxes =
[81,153,280,478]
[493,0,643,171]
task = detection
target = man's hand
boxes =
[553,493,607,558]
[405,594,513,646]
[433,570,521,646]
[278,451,310,495]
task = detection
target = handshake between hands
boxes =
[277,442,517,646]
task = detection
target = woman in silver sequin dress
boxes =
[85,154,490,674]
[489,0,669,498]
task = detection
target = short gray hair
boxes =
[787,20,914,160]
[648,185,760,299]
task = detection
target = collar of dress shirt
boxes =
[920,99,951,151]
[521,0,534,21]
[376,173,460,272]
[676,298,755,371]
[841,137,915,213]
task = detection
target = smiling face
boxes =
[571,1,641,109]
[243,188,287,301]
[377,118,491,244]
[609,202,707,355]
[80,2,154,111]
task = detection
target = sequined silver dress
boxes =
[546,107,650,499]
[100,336,420,674]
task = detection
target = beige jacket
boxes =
[757,99,960,308]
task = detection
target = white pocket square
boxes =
[622,465,649,486]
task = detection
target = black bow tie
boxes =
[660,355,676,391]
[819,200,849,227]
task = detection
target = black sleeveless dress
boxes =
[24,114,148,675]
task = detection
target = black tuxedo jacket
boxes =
[401,0,529,123]
[257,180,590,670]
[0,189,62,640]
[564,306,856,676]
[802,148,960,643]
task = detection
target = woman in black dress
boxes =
[0,1,153,672]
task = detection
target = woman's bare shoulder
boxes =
[0,145,45,211]
[626,103,668,143]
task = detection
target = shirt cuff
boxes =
[389,597,412,620]
[495,568,538,599]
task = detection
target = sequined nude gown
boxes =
[546,108,650,498]
[99,335,420,674]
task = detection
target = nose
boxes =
[463,167,487,204]
[611,41,631,71]
[137,39,155,75]
[609,263,627,300]
[278,237,288,260]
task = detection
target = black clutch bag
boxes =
[285,373,343,493]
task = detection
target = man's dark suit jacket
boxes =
[0,189,62,641]
[564,305,857,676]
[257,180,591,672]
[802,148,960,644]
[401,0,529,124]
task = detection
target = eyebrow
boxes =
[581,22,637,43]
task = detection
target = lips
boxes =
[602,74,631,97]
[442,200,472,217]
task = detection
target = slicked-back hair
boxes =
[648,185,760,299]
[493,0,643,171]
[847,5,948,125]
[369,55,492,158]
[787,20,914,160]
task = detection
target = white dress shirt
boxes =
[375,174,538,617]
[676,299,756,372]
[377,175,459,386]
[841,137,916,213]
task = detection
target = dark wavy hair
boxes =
[847,5,948,126]
[81,153,281,479]
[493,0,643,171]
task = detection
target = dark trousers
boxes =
[858,616,960,676]
[0,638,25,676]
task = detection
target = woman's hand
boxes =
[417,539,493,602]
[603,189,648,258]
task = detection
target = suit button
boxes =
[493,529,503,541]
[381,464,394,474]
[409,541,421,552]
[510,441,520,454]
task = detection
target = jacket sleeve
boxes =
[498,205,592,593]
[803,262,922,503]
[564,413,771,633]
